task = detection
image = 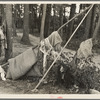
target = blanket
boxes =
[6,48,37,80]
[47,31,62,48]
[0,28,4,40]
[40,31,62,57]
[77,38,93,59]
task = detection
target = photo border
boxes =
[0,0,100,99]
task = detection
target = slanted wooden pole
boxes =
[32,4,94,92]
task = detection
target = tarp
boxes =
[0,28,5,40]
[40,31,62,53]
[47,31,62,48]
[6,48,38,80]
[77,38,93,59]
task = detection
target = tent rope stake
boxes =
[32,4,94,92]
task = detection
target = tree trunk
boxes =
[63,7,67,33]
[67,4,76,40]
[59,5,64,38]
[5,4,13,60]
[38,12,41,33]
[79,4,83,13]
[29,4,34,34]
[84,4,92,39]
[44,4,51,38]
[16,4,21,28]
[1,4,5,25]
[0,35,1,57]
[37,5,43,33]
[40,4,47,40]
[92,5,100,47]
[29,4,32,34]
[21,4,31,45]
[79,4,86,13]
[13,4,17,36]
[89,5,97,38]
[53,4,56,31]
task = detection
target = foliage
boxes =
[63,56,100,90]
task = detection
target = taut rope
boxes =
[57,5,92,32]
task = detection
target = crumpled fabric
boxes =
[76,53,100,71]
[0,28,6,56]
[77,38,93,59]
[75,38,100,70]
[40,31,62,55]
[39,31,62,75]
[0,65,6,81]
[0,29,5,40]
[40,31,62,61]
[6,48,37,80]
[47,31,62,48]
[40,38,53,55]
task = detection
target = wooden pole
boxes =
[32,4,94,92]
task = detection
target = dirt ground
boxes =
[0,31,100,94]
[0,32,79,94]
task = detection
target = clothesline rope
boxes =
[57,5,92,32]
[32,4,94,92]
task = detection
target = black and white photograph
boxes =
[0,1,100,97]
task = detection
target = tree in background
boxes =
[29,4,38,35]
[40,4,47,40]
[12,4,17,36]
[89,5,97,38]
[84,4,92,39]
[21,4,31,45]
[59,5,64,38]
[83,4,99,39]
[0,4,4,25]
[29,4,34,34]
[68,4,76,40]
[44,4,51,38]
[53,4,56,31]
[16,4,22,28]
[92,4,100,50]
[5,4,13,60]
[37,4,43,33]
